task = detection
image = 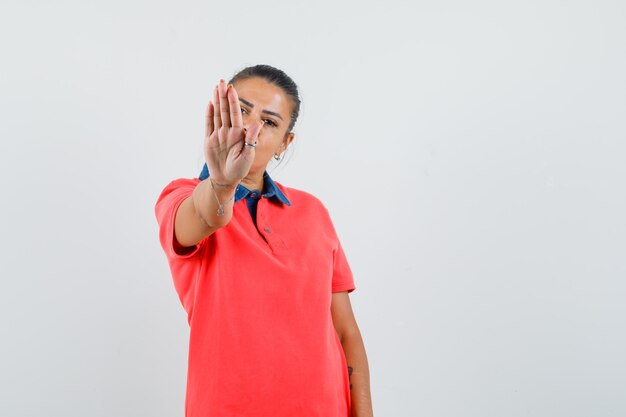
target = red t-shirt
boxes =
[154,177,356,417]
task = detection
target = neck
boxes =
[240,169,265,192]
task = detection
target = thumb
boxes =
[241,120,264,158]
[247,120,264,143]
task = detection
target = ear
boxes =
[279,131,295,153]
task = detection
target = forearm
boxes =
[341,330,374,417]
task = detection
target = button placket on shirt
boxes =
[256,198,288,253]
[256,198,272,242]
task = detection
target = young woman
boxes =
[155,64,374,417]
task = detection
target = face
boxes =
[232,77,295,173]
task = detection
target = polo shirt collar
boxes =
[198,163,291,206]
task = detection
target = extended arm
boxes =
[173,79,263,249]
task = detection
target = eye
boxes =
[262,119,277,127]
[240,106,247,114]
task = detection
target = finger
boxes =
[213,85,222,129]
[205,100,214,138]
[246,120,265,144]
[240,139,255,161]
[228,84,243,128]
[218,79,231,128]
[240,121,263,160]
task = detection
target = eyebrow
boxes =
[239,98,284,121]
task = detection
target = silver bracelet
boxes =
[209,178,236,216]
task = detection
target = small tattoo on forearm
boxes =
[347,366,353,389]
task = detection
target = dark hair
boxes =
[228,64,301,134]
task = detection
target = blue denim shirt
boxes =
[198,162,291,225]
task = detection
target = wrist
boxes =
[209,177,240,190]
[207,177,238,217]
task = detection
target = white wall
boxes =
[1,1,624,416]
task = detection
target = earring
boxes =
[274,153,282,160]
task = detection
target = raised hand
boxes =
[204,79,264,186]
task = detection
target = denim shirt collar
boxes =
[198,163,291,206]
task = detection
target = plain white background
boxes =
[1,0,625,416]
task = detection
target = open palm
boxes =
[204,80,264,185]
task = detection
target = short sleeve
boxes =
[331,239,356,293]
[324,208,356,294]
[154,178,207,260]
[154,178,208,319]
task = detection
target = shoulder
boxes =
[274,181,345,244]
[273,181,340,234]
[154,177,201,211]
[156,177,201,199]
[274,181,329,213]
